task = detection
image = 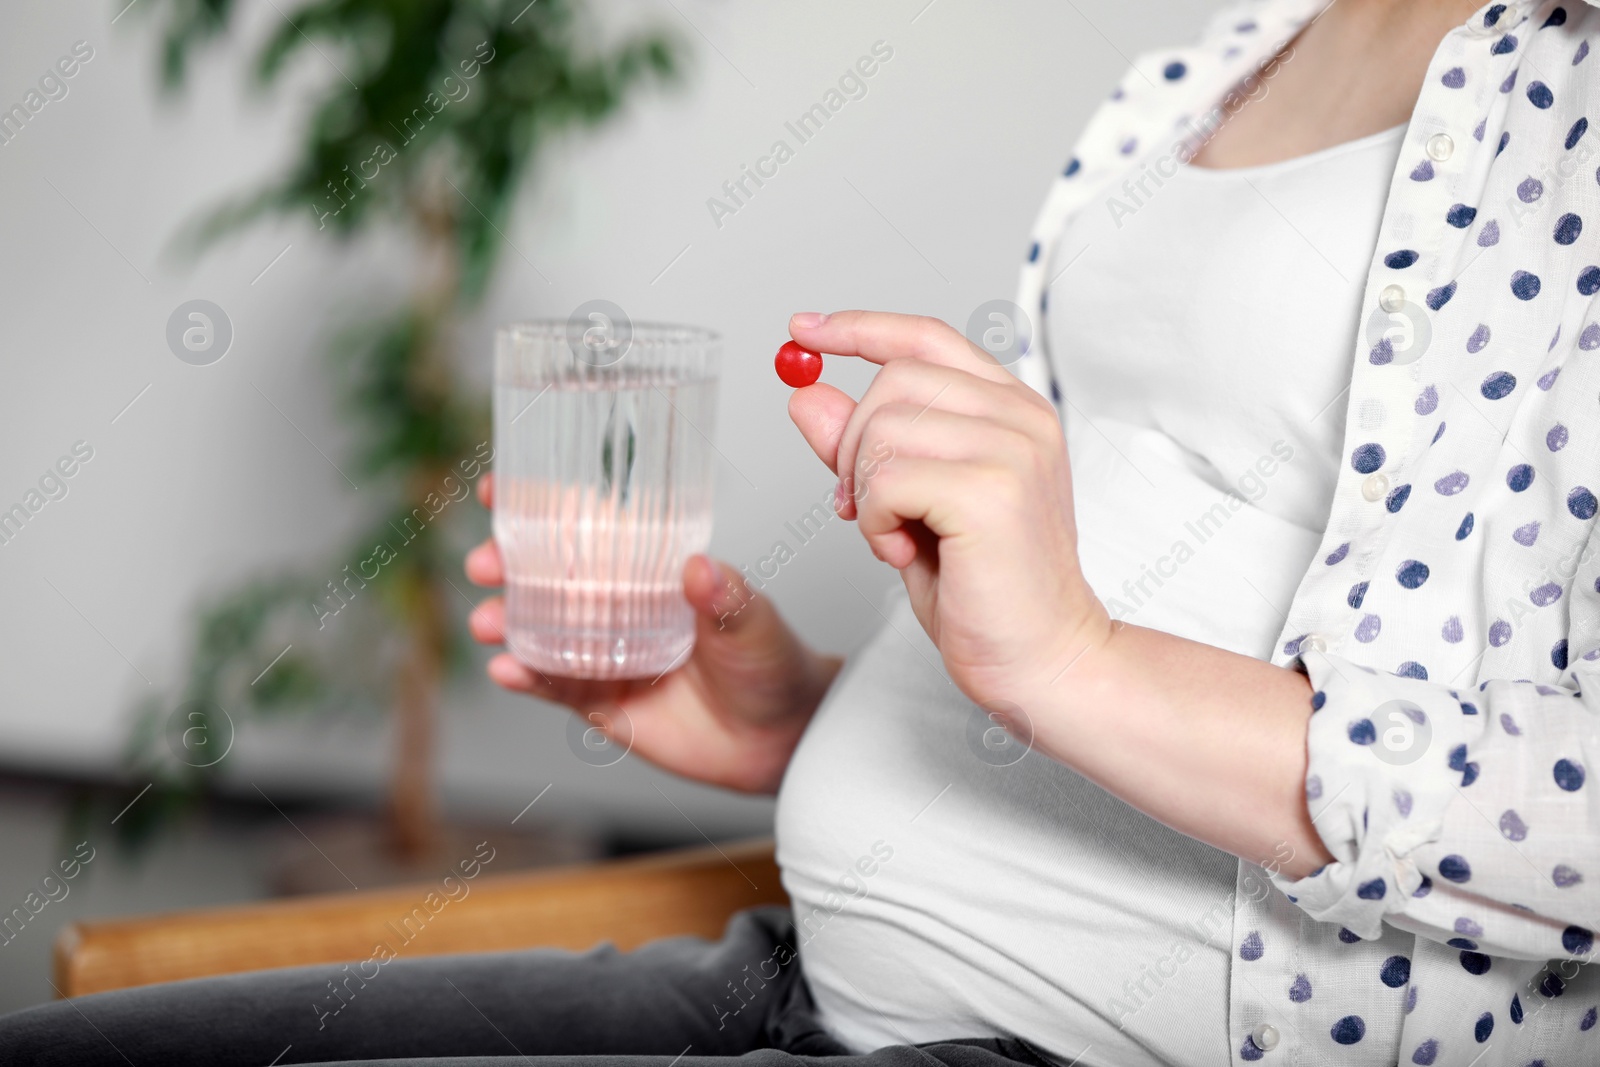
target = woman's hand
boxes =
[786,311,1330,873]
[785,310,1111,713]
[465,474,841,794]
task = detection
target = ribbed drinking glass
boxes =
[493,320,719,679]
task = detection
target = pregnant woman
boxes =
[4,0,1596,1064]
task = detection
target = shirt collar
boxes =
[1460,0,1600,34]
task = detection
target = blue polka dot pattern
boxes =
[1381,955,1411,987]
[1553,758,1586,791]
[1481,371,1517,399]
[1006,3,1600,1060]
[1352,443,1386,473]
[1501,809,1530,839]
[1397,561,1430,588]
[1332,1015,1367,1044]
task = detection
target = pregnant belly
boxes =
[774,584,1238,1067]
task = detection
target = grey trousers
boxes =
[0,906,1051,1067]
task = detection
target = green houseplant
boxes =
[116,0,681,864]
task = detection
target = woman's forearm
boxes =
[1023,621,1333,878]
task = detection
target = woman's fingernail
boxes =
[791,312,829,329]
[834,479,846,510]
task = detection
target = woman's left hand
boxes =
[785,310,1113,712]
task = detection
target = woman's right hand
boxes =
[465,474,841,794]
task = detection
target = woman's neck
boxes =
[1188,0,1489,170]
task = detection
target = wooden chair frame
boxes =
[54,838,786,999]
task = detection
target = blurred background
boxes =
[0,0,1214,1012]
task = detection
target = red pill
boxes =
[775,341,823,388]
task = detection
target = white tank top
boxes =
[1057,122,1407,659]
[774,122,1406,1067]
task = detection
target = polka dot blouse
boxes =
[1013,1,1599,1063]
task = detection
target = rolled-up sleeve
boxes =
[1271,647,1600,963]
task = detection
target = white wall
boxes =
[0,0,1217,840]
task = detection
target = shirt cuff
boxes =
[1268,648,1473,939]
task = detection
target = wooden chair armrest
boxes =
[55,838,785,998]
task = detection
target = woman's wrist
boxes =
[808,652,846,702]
[738,648,843,796]
[1015,584,1119,714]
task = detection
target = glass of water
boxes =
[493,319,719,680]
